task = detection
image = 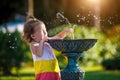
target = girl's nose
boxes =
[44,31,47,36]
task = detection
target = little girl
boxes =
[22,15,73,80]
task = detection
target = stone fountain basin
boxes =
[47,39,97,53]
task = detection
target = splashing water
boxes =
[8,34,17,49]
[71,24,77,39]
[56,12,77,39]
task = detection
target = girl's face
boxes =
[31,23,47,42]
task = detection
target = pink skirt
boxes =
[35,72,61,80]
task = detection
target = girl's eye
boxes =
[39,30,42,32]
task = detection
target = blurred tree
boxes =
[34,0,64,29]
[0,28,30,75]
[28,0,34,15]
[0,0,120,30]
[0,0,27,24]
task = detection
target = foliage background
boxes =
[0,0,120,80]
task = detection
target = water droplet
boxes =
[15,38,17,41]
[76,14,80,17]
[88,14,90,16]
[12,46,14,49]
[8,33,11,36]
[78,20,80,22]
[93,15,98,20]
[10,46,11,48]
[108,20,112,24]
[81,16,86,21]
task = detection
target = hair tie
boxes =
[27,18,37,22]
[33,18,37,21]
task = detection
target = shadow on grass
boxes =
[84,70,120,80]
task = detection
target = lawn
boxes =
[0,67,35,80]
[0,66,120,80]
[83,66,120,80]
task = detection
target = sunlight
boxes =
[83,0,101,28]
[86,0,100,5]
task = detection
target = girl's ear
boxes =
[31,34,35,39]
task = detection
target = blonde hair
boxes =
[22,15,44,43]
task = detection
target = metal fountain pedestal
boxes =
[61,52,84,80]
[48,39,97,80]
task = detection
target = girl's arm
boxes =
[49,28,73,39]
[30,39,46,57]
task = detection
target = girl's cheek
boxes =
[39,36,43,41]
[41,33,45,39]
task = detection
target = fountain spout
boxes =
[56,12,70,24]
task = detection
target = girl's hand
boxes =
[64,28,74,39]
[49,28,74,39]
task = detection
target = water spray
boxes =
[56,12,77,39]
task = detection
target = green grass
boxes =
[0,66,120,80]
[85,70,120,80]
[0,67,35,80]
[83,66,120,80]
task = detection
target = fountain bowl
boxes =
[48,39,97,53]
[47,39,97,80]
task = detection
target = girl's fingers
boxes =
[69,28,74,33]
